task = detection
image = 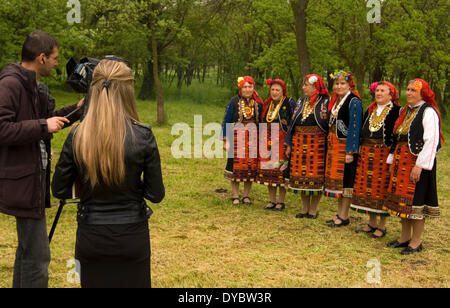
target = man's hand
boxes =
[77,97,85,108]
[410,166,423,183]
[47,117,70,133]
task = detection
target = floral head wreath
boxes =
[330,70,352,81]
[328,70,360,113]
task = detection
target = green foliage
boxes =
[0,0,448,109]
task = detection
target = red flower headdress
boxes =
[305,74,329,107]
[393,79,444,142]
[263,78,288,115]
[367,81,400,114]
[237,76,263,104]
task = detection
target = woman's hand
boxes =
[410,166,422,183]
[345,154,354,164]
[285,146,292,158]
[223,138,229,152]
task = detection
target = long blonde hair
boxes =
[73,59,140,189]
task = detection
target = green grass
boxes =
[0,83,449,288]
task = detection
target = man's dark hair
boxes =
[21,31,58,62]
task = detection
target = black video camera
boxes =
[66,55,125,120]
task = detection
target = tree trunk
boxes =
[138,60,155,100]
[202,64,207,83]
[151,27,165,125]
[288,66,299,99]
[354,65,366,98]
[291,0,311,78]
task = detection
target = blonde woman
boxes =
[52,59,164,288]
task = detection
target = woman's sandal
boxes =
[264,202,277,210]
[306,212,319,219]
[387,240,410,248]
[274,203,286,211]
[372,228,387,239]
[355,224,378,234]
[242,196,252,205]
[328,215,350,228]
[232,198,240,205]
[326,215,339,224]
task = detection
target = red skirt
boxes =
[383,143,440,220]
[288,126,326,192]
[257,123,288,187]
[324,132,357,199]
[350,140,390,216]
[224,121,258,182]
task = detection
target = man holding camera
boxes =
[0,31,84,288]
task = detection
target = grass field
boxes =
[0,83,449,288]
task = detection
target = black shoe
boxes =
[296,212,308,219]
[355,224,377,234]
[326,215,338,224]
[273,203,285,211]
[387,240,411,248]
[401,244,423,255]
[264,202,277,210]
[328,216,350,228]
[232,198,240,205]
[306,213,319,219]
[372,228,387,239]
[242,196,252,205]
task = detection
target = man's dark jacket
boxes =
[0,63,80,219]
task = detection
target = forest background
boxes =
[0,0,448,122]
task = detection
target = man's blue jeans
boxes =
[13,216,51,288]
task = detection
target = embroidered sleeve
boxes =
[346,98,363,154]
[416,107,440,170]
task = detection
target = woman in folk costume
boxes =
[351,81,401,238]
[324,71,363,227]
[384,79,443,255]
[285,75,329,219]
[258,79,296,211]
[222,76,264,205]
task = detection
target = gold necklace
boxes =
[266,99,283,123]
[302,98,315,122]
[329,96,347,125]
[240,99,255,120]
[369,103,392,133]
[396,106,420,135]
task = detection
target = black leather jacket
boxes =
[51,121,165,225]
